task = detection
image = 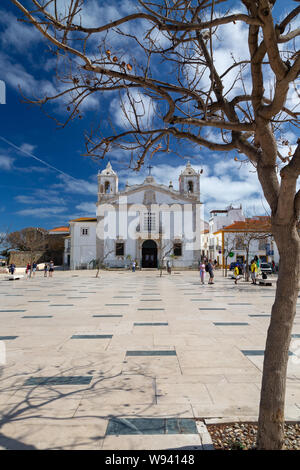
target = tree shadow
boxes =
[0,362,190,450]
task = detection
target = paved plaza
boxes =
[0,269,299,450]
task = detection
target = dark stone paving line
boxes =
[22,316,53,318]
[113,296,133,298]
[227,303,252,305]
[0,336,18,340]
[5,295,24,296]
[242,350,294,356]
[214,322,249,326]
[137,308,165,311]
[71,334,113,339]
[93,315,123,318]
[106,418,197,435]
[0,310,26,312]
[67,297,88,299]
[199,308,226,311]
[249,314,271,317]
[47,294,66,296]
[24,376,93,386]
[126,350,176,356]
[48,304,74,307]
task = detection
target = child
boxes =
[199,261,206,285]
[234,265,240,284]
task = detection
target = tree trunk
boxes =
[245,250,249,282]
[257,223,300,449]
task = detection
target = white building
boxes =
[67,161,205,269]
[211,216,279,267]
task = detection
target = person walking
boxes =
[32,261,37,277]
[251,259,258,285]
[132,260,136,272]
[234,265,240,285]
[49,260,54,278]
[166,259,172,274]
[43,263,48,277]
[10,263,16,275]
[207,259,214,285]
[199,260,206,285]
[25,263,31,279]
[271,260,275,273]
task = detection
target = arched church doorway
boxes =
[142,240,157,268]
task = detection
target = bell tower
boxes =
[179,161,200,198]
[98,162,118,201]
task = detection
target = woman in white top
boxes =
[199,262,206,285]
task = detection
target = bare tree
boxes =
[224,217,272,280]
[9,0,300,449]
[223,233,237,277]
[6,227,48,266]
[89,248,115,278]
[157,238,174,277]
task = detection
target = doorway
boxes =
[142,240,157,268]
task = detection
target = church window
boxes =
[81,227,89,236]
[105,181,110,193]
[174,242,182,256]
[116,242,124,256]
[143,212,156,231]
[188,181,194,193]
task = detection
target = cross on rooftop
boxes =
[147,165,153,176]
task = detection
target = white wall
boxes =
[70,222,97,269]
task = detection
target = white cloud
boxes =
[0,10,42,52]
[0,52,56,98]
[75,202,96,215]
[110,90,156,129]
[0,154,14,170]
[16,206,66,218]
[55,174,98,195]
[119,158,266,219]
[15,190,66,206]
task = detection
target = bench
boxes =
[258,279,273,286]
[4,275,24,281]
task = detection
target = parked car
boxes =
[229,262,242,271]
[260,262,273,274]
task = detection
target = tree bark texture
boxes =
[257,222,300,449]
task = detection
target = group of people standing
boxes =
[199,258,215,285]
[44,261,55,277]
[250,256,261,285]
[24,261,54,278]
[25,261,38,278]
[234,256,263,285]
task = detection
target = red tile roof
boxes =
[48,226,70,233]
[69,217,97,222]
[221,217,271,232]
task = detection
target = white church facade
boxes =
[66,161,204,269]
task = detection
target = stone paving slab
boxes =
[0,269,299,449]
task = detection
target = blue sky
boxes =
[0,0,299,231]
